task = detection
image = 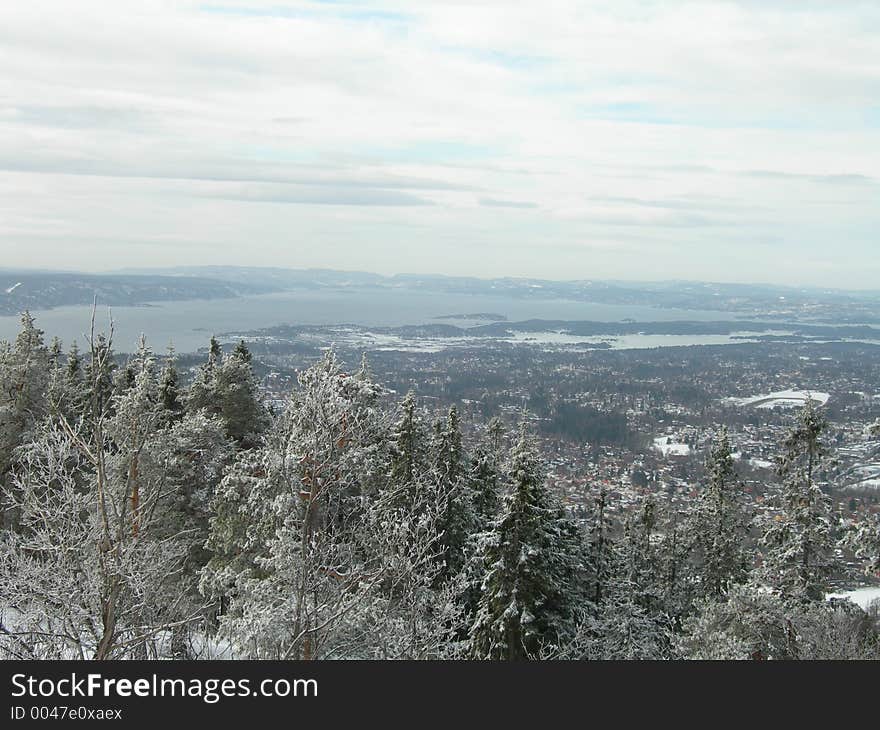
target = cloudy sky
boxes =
[1,1,879,287]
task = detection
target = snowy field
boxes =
[748,458,774,469]
[731,452,775,470]
[846,463,880,490]
[502,331,778,350]
[826,587,880,611]
[727,389,831,409]
[653,436,691,457]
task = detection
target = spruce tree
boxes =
[0,312,49,527]
[105,337,160,545]
[232,339,252,364]
[687,427,751,600]
[658,508,693,629]
[617,496,665,615]
[470,440,502,527]
[158,346,184,425]
[589,485,615,605]
[588,496,672,659]
[56,340,87,424]
[153,411,233,654]
[469,423,584,659]
[47,337,62,370]
[388,391,430,508]
[185,337,222,417]
[213,340,269,447]
[66,340,81,382]
[186,338,267,447]
[208,335,222,364]
[0,326,207,659]
[761,401,834,602]
[432,406,475,580]
[458,421,504,627]
[45,337,65,420]
[851,515,880,577]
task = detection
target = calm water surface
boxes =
[0,287,751,353]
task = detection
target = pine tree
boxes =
[469,423,585,659]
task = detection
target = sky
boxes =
[0,0,879,288]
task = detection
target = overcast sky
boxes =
[1,1,878,288]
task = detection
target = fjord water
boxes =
[0,287,736,353]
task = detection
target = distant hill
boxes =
[0,271,277,316]
[116,266,880,323]
[5,265,880,324]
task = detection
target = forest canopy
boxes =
[0,312,878,660]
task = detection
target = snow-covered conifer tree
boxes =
[584,496,672,659]
[0,312,49,529]
[760,401,835,601]
[389,391,430,507]
[187,338,268,448]
[431,405,476,580]
[158,347,184,426]
[185,337,221,418]
[686,427,751,601]
[213,340,269,448]
[469,422,585,660]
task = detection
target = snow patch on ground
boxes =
[728,389,830,409]
[749,458,774,469]
[732,452,775,469]
[653,436,691,456]
[826,587,880,610]
[850,463,880,487]
[851,477,880,490]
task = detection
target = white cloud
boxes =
[1,0,879,286]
